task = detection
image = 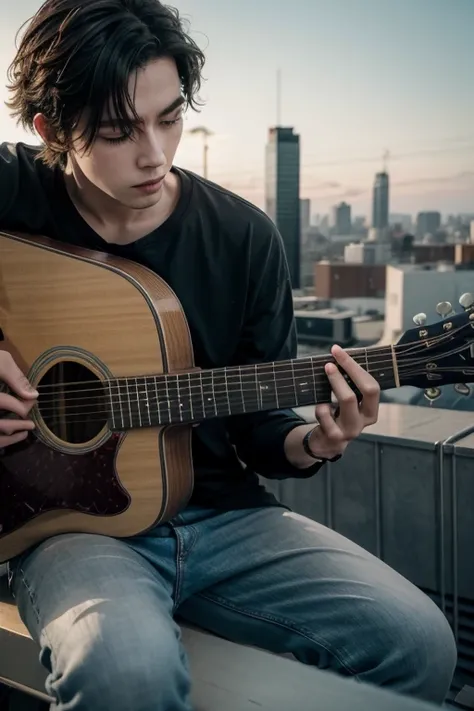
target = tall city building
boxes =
[416,211,441,238]
[331,202,352,235]
[265,127,301,288]
[372,172,389,230]
[300,199,311,233]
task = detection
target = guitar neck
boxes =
[106,344,399,431]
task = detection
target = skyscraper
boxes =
[372,172,389,230]
[331,202,352,235]
[300,198,311,233]
[265,127,301,288]
[416,211,441,238]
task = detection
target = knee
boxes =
[51,609,191,711]
[355,592,457,704]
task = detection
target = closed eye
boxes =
[100,113,183,144]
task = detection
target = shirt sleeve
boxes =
[225,223,324,480]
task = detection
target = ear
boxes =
[33,113,62,150]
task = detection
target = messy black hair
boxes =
[6,0,205,168]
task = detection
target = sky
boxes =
[1,0,473,218]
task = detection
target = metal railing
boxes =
[262,402,474,694]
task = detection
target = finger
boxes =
[0,391,35,419]
[315,404,345,446]
[331,345,380,393]
[324,361,360,436]
[0,418,36,437]
[0,431,29,448]
[359,393,380,425]
[331,345,380,424]
[0,352,38,400]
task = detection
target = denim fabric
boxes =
[9,505,457,710]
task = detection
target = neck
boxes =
[64,162,130,228]
[64,163,180,243]
[106,344,400,431]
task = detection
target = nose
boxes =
[137,129,166,170]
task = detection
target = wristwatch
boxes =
[302,427,342,463]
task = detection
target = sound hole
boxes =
[37,362,107,444]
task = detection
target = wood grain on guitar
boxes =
[1,230,474,562]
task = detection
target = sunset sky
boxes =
[1,0,472,217]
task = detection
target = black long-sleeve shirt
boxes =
[0,142,322,509]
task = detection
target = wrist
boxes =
[304,425,343,463]
[283,424,343,470]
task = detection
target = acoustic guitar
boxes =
[0,230,473,562]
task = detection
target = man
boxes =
[0,1,456,710]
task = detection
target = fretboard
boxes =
[106,345,398,431]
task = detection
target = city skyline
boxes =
[0,0,473,217]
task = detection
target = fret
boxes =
[187,374,194,421]
[224,369,231,414]
[198,372,206,419]
[239,364,259,412]
[211,371,218,416]
[201,371,217,419]
[108,378,132,430]
[290,361,298,403]
[273,361,297,408]
[292,359,318,407]
[166,374,181,423]
[106,380,117,430]
[177,373,194,423]
[255,364,279,411]
[138,377,152,427]
[108,379,120,429]
[211,369,231,417]
[137,378,143,427]
[255,364,261,409]
[273,363,279,408]
[187,371,205,421]
[224,366,246,416]
[125,377,133,429]
[164,372,172,424]
[154,375,166,425]
[310,358,317,403]
[239,366,246,412]
[176,375,185,422]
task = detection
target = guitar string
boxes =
[25,365,467,427]
[30,340,470,411]
[0,326,469,419]
[24,325,464,392]
[16,335,462,404]
[2,350,467,423]
[0,313,467,401]
[27,360,417,412]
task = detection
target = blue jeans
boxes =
[9,505,456,710]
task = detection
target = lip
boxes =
[133,176,165,193]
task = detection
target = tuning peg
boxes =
[459,293,474,310]
[454,383,471,396]
[436,301,454,317]
[413,313,427,326]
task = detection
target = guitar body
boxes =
[0,231,194,562]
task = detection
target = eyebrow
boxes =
[99,96,185,129]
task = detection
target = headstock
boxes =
[395,293,474,401]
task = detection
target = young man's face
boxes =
[71,57,184,209]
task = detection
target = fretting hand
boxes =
[307,345,380,461]
[0,350,38,449]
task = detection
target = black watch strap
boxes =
[302,427,342,463]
